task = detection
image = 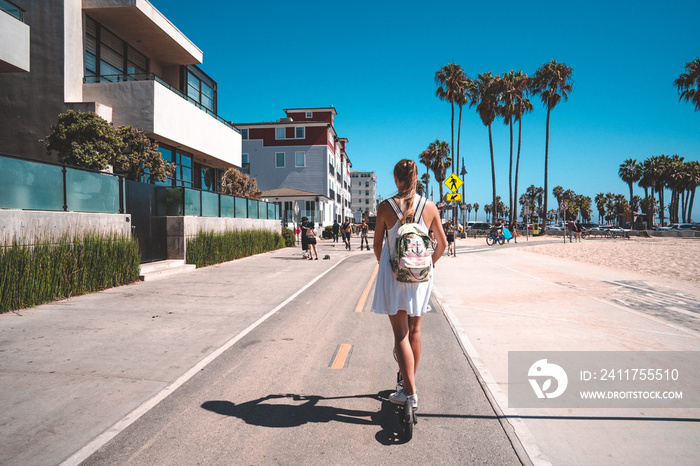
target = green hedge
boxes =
[186,229,286,268]
[1,234,140,313]
[281,227,296,247]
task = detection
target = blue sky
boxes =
[151,0,700,223]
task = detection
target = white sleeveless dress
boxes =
[371,196,433,317]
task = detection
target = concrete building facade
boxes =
[0,0,241,192]
[350,170,377,220]
[234,107,353,227]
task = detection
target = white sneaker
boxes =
[389,389,418,410]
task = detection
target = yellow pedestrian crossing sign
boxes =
[444,173,463,192]
[445,192,462,202]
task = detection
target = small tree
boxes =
[115,126,175,182]
[42,110,121,170]
[221,168,262,199]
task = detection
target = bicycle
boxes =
[485,228,505,246]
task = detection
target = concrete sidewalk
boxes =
[433,236,700,465]
[0,239,354,466]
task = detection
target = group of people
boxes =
[298,217,319,260]
[567,219,583,242]
[332,219,370,251]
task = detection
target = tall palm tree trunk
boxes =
[513,118,523,223]
[689,188,697,222]
[488,124,497,222]
[508,120,514,223]
[450,103,455,175]
[543,106,551,231]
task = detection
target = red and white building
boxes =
[233,107,353,227]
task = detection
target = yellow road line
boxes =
[354,263,379,313]
[330,343,352,369]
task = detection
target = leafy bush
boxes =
[1,234,140,313]
[186,229,285,268]
[323,225,333,239]
[281,227,296,247]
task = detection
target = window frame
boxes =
[276,127,285,140]
[295,151,305,167]
[275,152,285,168]
[306,111,313,118]
[295,126,305,139]
[241,128,249,140]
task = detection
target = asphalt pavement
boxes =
[1,233,698,465]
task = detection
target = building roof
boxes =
[283,107,337,116]
[261,187,325,198]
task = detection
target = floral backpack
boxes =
[386,196,434,283]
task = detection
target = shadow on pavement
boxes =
[201,391,414,445]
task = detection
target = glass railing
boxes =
[83,73,238,131]
[0,153,124,213]
[155,186,280,220]
[0,0,23,22]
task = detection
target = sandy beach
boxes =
[497,235,700,284]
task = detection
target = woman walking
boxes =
[371,159,447,410]
[445,220,455,256]
[306,222,319,260]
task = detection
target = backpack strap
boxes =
[387,196,427,225]
[414,196,427,225]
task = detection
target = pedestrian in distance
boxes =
[360,220,369,250]
[371,159,447,411]
[575,219,583,243]
[567,219,576,243]
[300,216,310,259]
[332,220,340,243]
[341,220,352,250]
[509,220,518,244]
[305,222,319,260]
[445,220,455,256]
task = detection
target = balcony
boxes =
[0,0,29,72]
[83,74,240,168]
[83,0,202,66]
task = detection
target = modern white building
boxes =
[0,0,241,191]
[350,170,377,220]
[234,107,353,228]
[0,1,30,73]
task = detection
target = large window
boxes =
[147,144,192,187]
[85,16,148,82]
[183,65,217,114]
[276,128,285,140]
[295,152,305,167]
[295,127,305,139]
[242,153,249,171]
[241,128,249,140]
[276,152,285,168]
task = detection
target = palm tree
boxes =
[552,185,564,220]
[531,59,574,233]
[484,204,492,222]
[473,202,479,221]
[685,161,700,222]
[618,159,642,206]
[472,71,502,227]
[420,172,431,199]
[674,57,700,111]
[512,73,533,225]
[594,193,606,223]
[455,76,475,186]
[426,139,451,206]
[465,203,472,222]
[499,71,518,221]
[419,149,434,197]
[435,63,465,175]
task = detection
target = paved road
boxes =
[2,234,699,465]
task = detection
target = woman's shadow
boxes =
[201,390,407,444]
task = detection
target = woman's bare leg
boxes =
[389,311,422,395]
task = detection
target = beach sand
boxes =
[513,236,700,284]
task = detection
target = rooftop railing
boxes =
[0,0,23,22]
[83,73,238,131]
[0,152,124,214]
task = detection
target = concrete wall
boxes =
[164,216,280,260]
[0,210,132,243]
